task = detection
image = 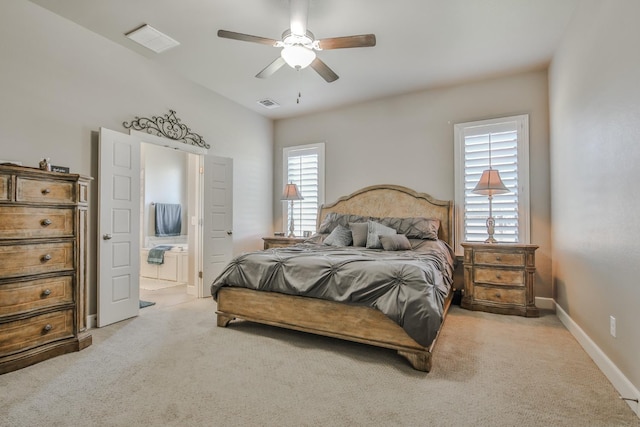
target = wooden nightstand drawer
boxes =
[0,206,75,239]
[474,251,524,267]
[16,177,75,204]
[263,237,306,249]
[0,309,74,356]
[474,286,525,306]
[474,267,524,286]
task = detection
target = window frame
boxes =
[282,142,325,234]
[453,114,530,254]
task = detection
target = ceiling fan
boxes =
[217,0,376,83]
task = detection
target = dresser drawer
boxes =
[0,174,9,201]
[16,177,75,204]
[474,267,524,286]
[0,276,73,317]
[0,309,74,356]
[0,206,75,239]
[474,286,525,306]
[0,242,74,278]
[474,250,524,267]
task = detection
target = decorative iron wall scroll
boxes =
[123,110,210,149]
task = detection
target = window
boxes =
[283,143,325,235]
[454,115,530,253]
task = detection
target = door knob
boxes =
[103,234,113,240]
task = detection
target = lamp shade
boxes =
[281,183,304,201]
[280,45,316,69]
[472,169,509,196]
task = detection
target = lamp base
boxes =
[485,216,498,244]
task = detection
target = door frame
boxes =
[130,130,208,298]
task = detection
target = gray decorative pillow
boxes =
[318,212,370,234]
[323,225,353,247]
[349,222,369,247]
[366,221,397,249]
[378,216,440,240]
[379,234,412,251]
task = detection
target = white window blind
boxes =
[283,143,325,234]
[454,115,529,252]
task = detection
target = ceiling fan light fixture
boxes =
[281,45,316,69]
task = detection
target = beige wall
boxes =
[275,70,553,298]
[549,0,640,395]
[0,1,274,314]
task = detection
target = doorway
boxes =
[139,142,197,308]
[98,127,234,326]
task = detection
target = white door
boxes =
[97,128,141,327]
[201,155,233,297]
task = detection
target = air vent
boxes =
[257,99,280,109]
[125,24,180,53]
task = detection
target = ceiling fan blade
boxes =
[290,0,309,36]
[317,34,376,50]
[310,58,339,83]
[256,57,287,79]
[217,30,278,46]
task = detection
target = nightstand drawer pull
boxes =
[41,188,51,195]
[495,292,501,299]
[495,273,502,279]
[41,218,52,226]
[42,289,52,297]
[43,324,53,333]
[495,256,502,261]
[42,254,52,262]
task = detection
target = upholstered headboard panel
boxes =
[317,185,453,246]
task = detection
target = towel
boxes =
[155,203,182,237]
[147,245,173,265]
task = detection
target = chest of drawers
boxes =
[460,242,539,317]
[0,165,92,374]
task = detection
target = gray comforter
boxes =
[210,239,455,348]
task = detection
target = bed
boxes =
[210,184,455,371]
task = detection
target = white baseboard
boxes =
[88,314,97,329]
[555,304,640,417]
[535,296,555,311]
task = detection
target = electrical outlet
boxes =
[610,315,616,338]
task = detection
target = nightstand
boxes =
[460,242,539,317]
[262,236,306,249]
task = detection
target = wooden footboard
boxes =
[216,287,453,372]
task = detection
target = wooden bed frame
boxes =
[216,184,454,372]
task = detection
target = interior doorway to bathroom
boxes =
[139,142,197,307]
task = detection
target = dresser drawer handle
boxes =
[43,324,53,333]
[42,254,52,262]
[495,256,502,261]
[42,289,52,297]
[41,218,52,226]
[495,273,502,279]
[42,188,51,195]
[494,292,501,299]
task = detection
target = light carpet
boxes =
[1,299,638,427]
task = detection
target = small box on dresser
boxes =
[461,242,539,317]
[0,164,92,374]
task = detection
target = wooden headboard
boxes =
[317,185,453,246]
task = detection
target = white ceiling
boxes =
[28,0,579,120]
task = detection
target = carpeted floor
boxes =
[1,298,638,427]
